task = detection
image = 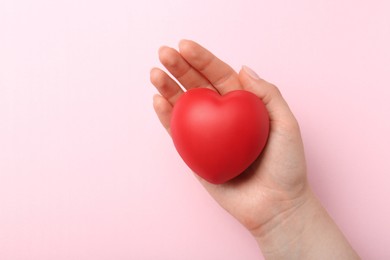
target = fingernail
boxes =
[243,65,260,80]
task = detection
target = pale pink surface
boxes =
[0,0,389,259]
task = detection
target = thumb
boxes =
[239,66,297,125]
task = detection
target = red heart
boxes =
[171,88,269,184]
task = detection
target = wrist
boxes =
[253,186,318,258]
[252,187,359,259]
[252,185,319,256]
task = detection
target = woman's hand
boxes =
[150,40,359,259]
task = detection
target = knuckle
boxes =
[269,84,282,96]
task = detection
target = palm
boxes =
[151,40,308,234]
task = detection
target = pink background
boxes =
[1,0,389,259]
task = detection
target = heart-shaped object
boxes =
[171,88,269,184]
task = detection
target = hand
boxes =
[150,39,307,234]
[150,40,359,259]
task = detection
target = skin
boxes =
[150,40,360,259]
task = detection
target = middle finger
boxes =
[159,46,216,92]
